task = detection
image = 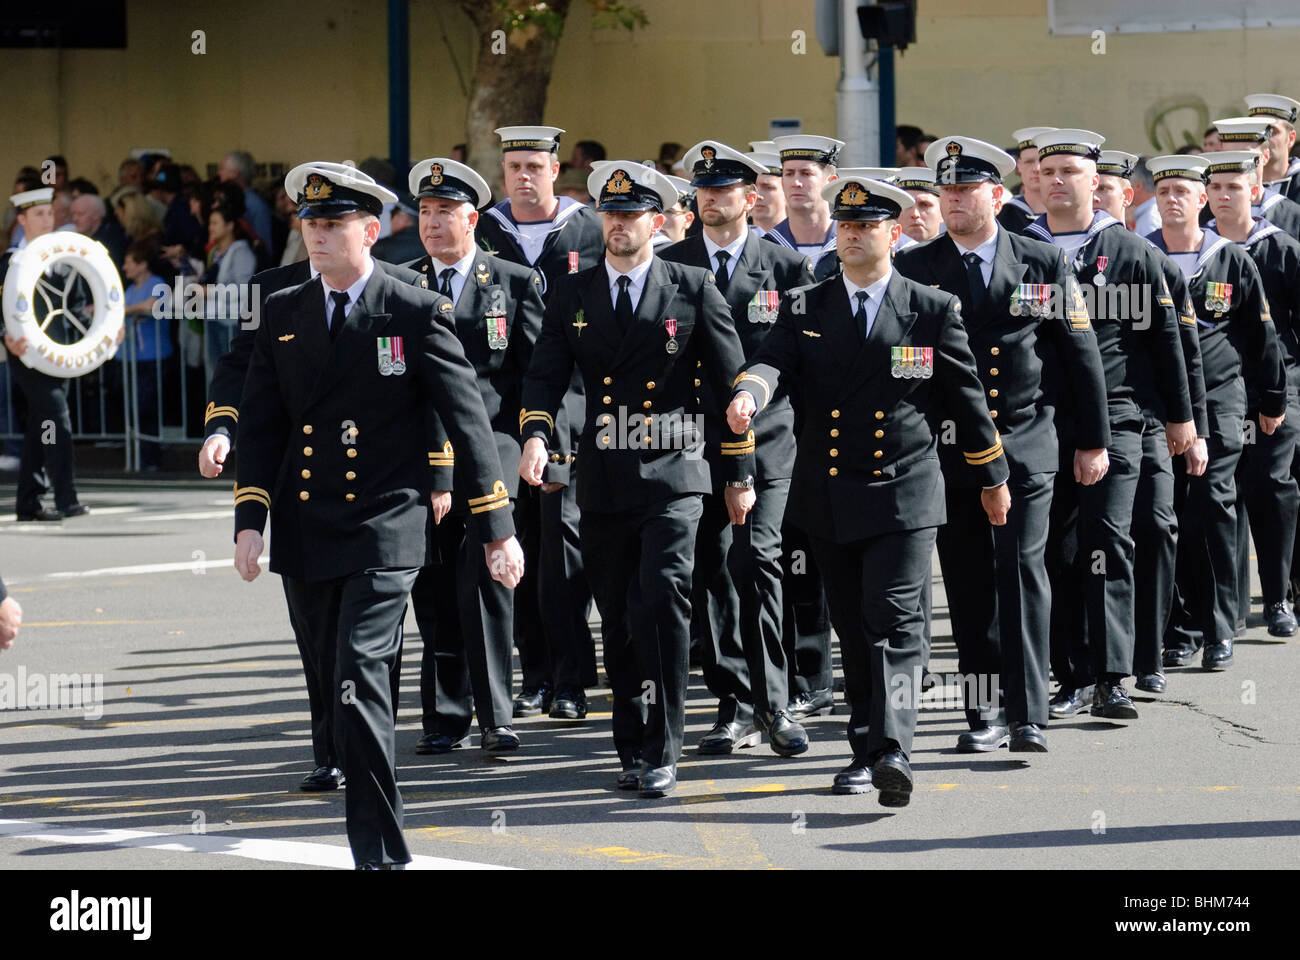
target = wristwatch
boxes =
[725,476,755,490]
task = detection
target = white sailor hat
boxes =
[747,152,783,176]
[925,136,1016,184]
[838,166,901,181]
[664,175,695,206]
[10,187,54,210]
[821,176,914,222]
[894,167,939,195]
[1201,151,1261,177]
[748,140,777,153]
[1147,155,1210,183]
[408,157,491,209]
[682,141,767,187]
[1212,117,1271,146]
[1031,129,1106,161]
[1097,151,1140,179]
[587,161,675,213]
[1245,94,1300,126]
[1012,127,1057,152]
[494,126,565,154]
[285,162,397,218]
[773,135,845,166]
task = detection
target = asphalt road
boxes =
[2,479,1297,870]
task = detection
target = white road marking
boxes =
[0,818,511,870]
[38,557,268,580]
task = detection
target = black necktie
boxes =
[614,275,634,334]
[714,250,731,294]
[963,251,986,313]
[329,290,348,341]
[854,290,870,339]
[438,268,455,299]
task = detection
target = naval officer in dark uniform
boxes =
[896,137,1110,753]
[476,125,605,718]
[233,162,523,869]
[660,140,815,757]
[402,157,545,752]
[519,161,755,798]
[728,175,1011,807]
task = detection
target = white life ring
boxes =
[2,231,125,378]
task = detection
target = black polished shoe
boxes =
[871,749,913,808]
[480,726,521,752]
[1202,637,1234,670]
[415,733,469,754]
[1048,685,1093,719]
[698,720,761,754]
[548,688,588,719]
[300,766,345,791]
[1162,643,1199,668]
[956,725,1009,752]
[355,861,405,870]
[1266,601,1298,638]
[60,503,90,518]
[1091,680,1139,720]
[1135,672,1166,694]
[511,684,552,718]
[755,710,810,757]
[786,687,834,720]
[638,764,677,798]
[616,754,643,791]
[16,507,62,522]
[831,757,874,795]
[1009,722,1047,752]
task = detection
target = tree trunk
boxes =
[459,0,574,198]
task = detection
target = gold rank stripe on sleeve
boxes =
[963,437,1005,466]
[732,371,772,408]
[428,440,454,466]
[720,429,757,456]
[204,402,239,424]
[468,480,510,514]
[232,484,271,508]
[519,408,555,433]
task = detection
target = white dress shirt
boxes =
[429,249,476,305]
[322,256,376,331]
[949,228,999,285]
[702,231,748,283]
[842,267,893,339]
[605,256,655,312]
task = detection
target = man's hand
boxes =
[3,334,28,357]
[199,435,231,478]
[724,486,756,526]
[519,437,548,487]
[0,596,22,650]
[1184,437,1209,477]
[430,490,451,524]
[726,393,756,435]
[234,530,264,581]
[981,483,1011,526]
[485,535,525,589]
[1260,411,1285,436]
[1165,420,1196,456]
[1074,447,1109,486]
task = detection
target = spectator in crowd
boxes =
[1128,156,1162,235]
[274,185,307,265]
[896,124,930,165]
[43,155,68,191]
[1175,143,1203,156]
[554,167,592,203]
[217,151,272,256]
[569,139,606,172]
[371,197,424,264]
[0,575,20,649]
[201,192,256,393]
[451,143,467,163]
[71,193,128,268]
[178,165,202,192]
[119,158,144,190]
[1202,126,1222,152]
[67,178,99,197]
[52,191,76,231]
[149,164,202,254]
[120,240,172,471]
[658,141,685,173]
[115,190,163,245]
